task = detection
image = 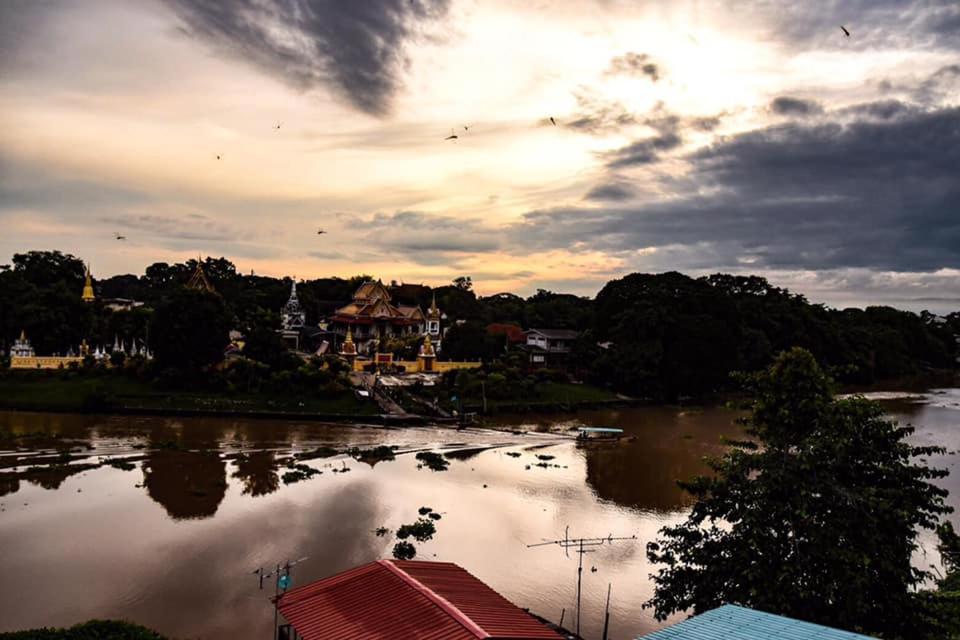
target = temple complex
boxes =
[329,280,436,353]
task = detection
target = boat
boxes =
[575,426,631,442]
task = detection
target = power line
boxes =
[253,556,309,640]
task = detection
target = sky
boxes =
[1,0,958,312]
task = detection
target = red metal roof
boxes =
[277,560,565,640]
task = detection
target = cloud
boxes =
[770,96,824,117]
[603,131,682,168]
[162,0,451,116]
[361,211,501,261]
[509,103,960,275]
[565,90,637,134]
[606,52,660,81]
[585,181,635,202]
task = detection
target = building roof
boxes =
[487,323,526,343]
[277,559,564,640]
[526,329,580,340]
[637,605,876,640]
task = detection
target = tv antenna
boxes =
[253,556,309,640]
[527,527,636,638]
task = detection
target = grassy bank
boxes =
[460,382,623,412]
[0,372,378,417]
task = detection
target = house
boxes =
[519,329,580,368]
[276,559,566,640]
[636,604,875,639]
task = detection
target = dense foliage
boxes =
[645,348,952,638]
[0,620,166,640]
[585,272,957,400]
[1,252,955,398]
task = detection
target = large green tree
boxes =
[646,348,951,638]
[149,288,232,371]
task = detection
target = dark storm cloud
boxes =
[162,0,451,116]
[509,104,960,273]
[585,181,634,202]
[606,52,660,81]
[770,96,824,117]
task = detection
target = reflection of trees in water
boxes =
[582,442,703,512]
[143,450,227,520]
[21,464,98,490]
[232,451,279,497]
[0,472,19,497]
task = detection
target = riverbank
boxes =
[0,372,380,422]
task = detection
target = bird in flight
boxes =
[549,117,557,126]
[444,129,458,141]
[317,229,327,235]
[463,125,470,131]
[114,232,126,240]
[216,154,222,160]
[840,25,850,37]
[275,122,281,130]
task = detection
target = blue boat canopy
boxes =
[577,427,624,434]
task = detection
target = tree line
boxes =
[1,251,956,396]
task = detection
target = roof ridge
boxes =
[377,559,491,639]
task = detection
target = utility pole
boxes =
[253,556,309,640]
[527,528,636,637]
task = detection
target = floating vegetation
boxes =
[374,527,390,537]
[415,451,449,472]
[295,446,339,461]
[350,446,397,465]
[281,464,322,484]
[106,459,137,471]
[536,454,555,461]
[393,541,416,560]
[396,519,436,542]
[418,506,433,516]
[506,452,522,458]
[428,512,442,521]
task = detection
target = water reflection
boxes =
[143,450,227,520]
[0,393,956,640]
[232,451,280,497]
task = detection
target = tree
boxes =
[149,288,232,372]
[452,276,473,292]
[646,348,951,638]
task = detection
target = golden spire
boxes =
[81,264,95,302]
[420,333,436,357]
[340,325,357,356]
[186,258,215,293]
[19,328,26,341]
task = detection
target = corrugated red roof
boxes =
[277,560,565,640]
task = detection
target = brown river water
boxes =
[1,388,959,639]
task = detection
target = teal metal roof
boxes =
[637,605,876,640]
[577,427,624,433]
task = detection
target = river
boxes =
[1,388,958,639]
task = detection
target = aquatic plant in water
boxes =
[415,451,449,471]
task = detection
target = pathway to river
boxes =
[1,387,958,639]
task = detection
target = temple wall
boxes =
[349,358,481,373]
[10,356,84,369]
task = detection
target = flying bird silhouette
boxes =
[463,125,470,131]
[840,25,850,37]
[549,117,557,126]
[114,232,126,240]
[445,129,458,141]
[317,229,327,235]
[216,154,221,160]
[275,122,281,130]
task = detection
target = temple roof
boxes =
[353,280,392,303]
